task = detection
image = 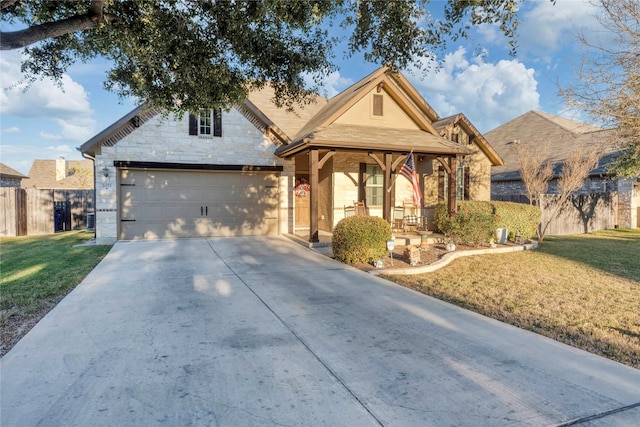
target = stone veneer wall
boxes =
[93,108,293,244]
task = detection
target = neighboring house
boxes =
[0,163,27,187]
[80,66,503,244]
[21,158,94,190]
[486,110,639,230]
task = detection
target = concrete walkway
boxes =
[2,237,639,426]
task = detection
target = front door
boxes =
[294,175,310,229]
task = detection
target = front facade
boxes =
[81,67,503,244]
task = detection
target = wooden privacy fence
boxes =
[493,192,618,236]
[0,188,94,237]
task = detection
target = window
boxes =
[439,164,470,201]
[189,108,222,137]
[372,94,383,116]
[360,163,384,206]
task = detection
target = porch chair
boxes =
[392,207,405,234]
[344,205,356,218]
[402,201,420,232]
[353,200,368,216]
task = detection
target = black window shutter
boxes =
[188,114,198,135]
[463,166,470,200]
[438,166,445,202]
[213,108,222,137]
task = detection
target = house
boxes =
[21,158,94,190]
[79,66,504,245]
[0,163,27,187]
[486,110,639,230]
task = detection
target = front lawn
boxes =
[0,231,111,357]
[383,229,640,369]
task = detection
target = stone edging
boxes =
[368,241,539,276]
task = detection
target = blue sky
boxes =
[1,0,604,175]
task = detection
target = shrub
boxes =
[434,201,497,246]
[492,201,541,240]
[332,216,392,265]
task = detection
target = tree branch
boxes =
[0,2,117,50]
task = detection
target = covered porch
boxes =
[276,130,475,243]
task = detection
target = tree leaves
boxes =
[2,0,525,114]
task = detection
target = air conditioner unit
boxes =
[86,212,95,232]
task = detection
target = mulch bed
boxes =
[353,242,478,271]
[351,238,526,272]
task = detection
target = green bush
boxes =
[434,201,497,246]
[492,201,541,240]
[332,216,392,265]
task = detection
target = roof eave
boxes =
[79,106,145,156]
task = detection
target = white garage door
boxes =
[119,169,279,240]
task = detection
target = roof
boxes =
[274,67,480,159]
[485,111,616,181]
[80,106,161,157]
[276,123,474,157]
[432,113,504,166]
[0,163,27,179]
[21,159,94,189]
[80,66,501,165]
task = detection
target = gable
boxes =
[334,87,420,130]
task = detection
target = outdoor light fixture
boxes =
[102,167,109,178]
[386,239,395,266]
[131,115,140,127]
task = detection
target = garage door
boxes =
[119,169,279,240]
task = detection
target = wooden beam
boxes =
[367,152,386,171]
[308,149,319,243]
[437,156,452,175]
[392,154,407,172]
[318,150,335,169]
[383,153,392,222]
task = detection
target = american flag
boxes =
[399,152,422,206]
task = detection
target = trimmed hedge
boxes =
[492,201,541,240]
[434,200,542,244]
[434,201,496,246]
[332,216,392,265]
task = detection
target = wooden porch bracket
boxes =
[318,150,335,169]
[367,152,386,171]
[436,156,452,175]
[392,154,408,172]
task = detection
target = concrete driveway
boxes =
[2,237,639,426]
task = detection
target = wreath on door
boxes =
[294,178,310,198]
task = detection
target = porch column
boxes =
[383,152,393,222]
[448,156,458,214]
[308,148,319,243]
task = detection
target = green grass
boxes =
[384,229,640,369]
[1,231,111,320]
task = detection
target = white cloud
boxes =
[407,47,540,133]
[47,144,74,153]
[2,126,20,133]
[518,0,602,59]
[0,50,96,141]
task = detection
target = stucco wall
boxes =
[334,90,418,130]
[93,107,293,244]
